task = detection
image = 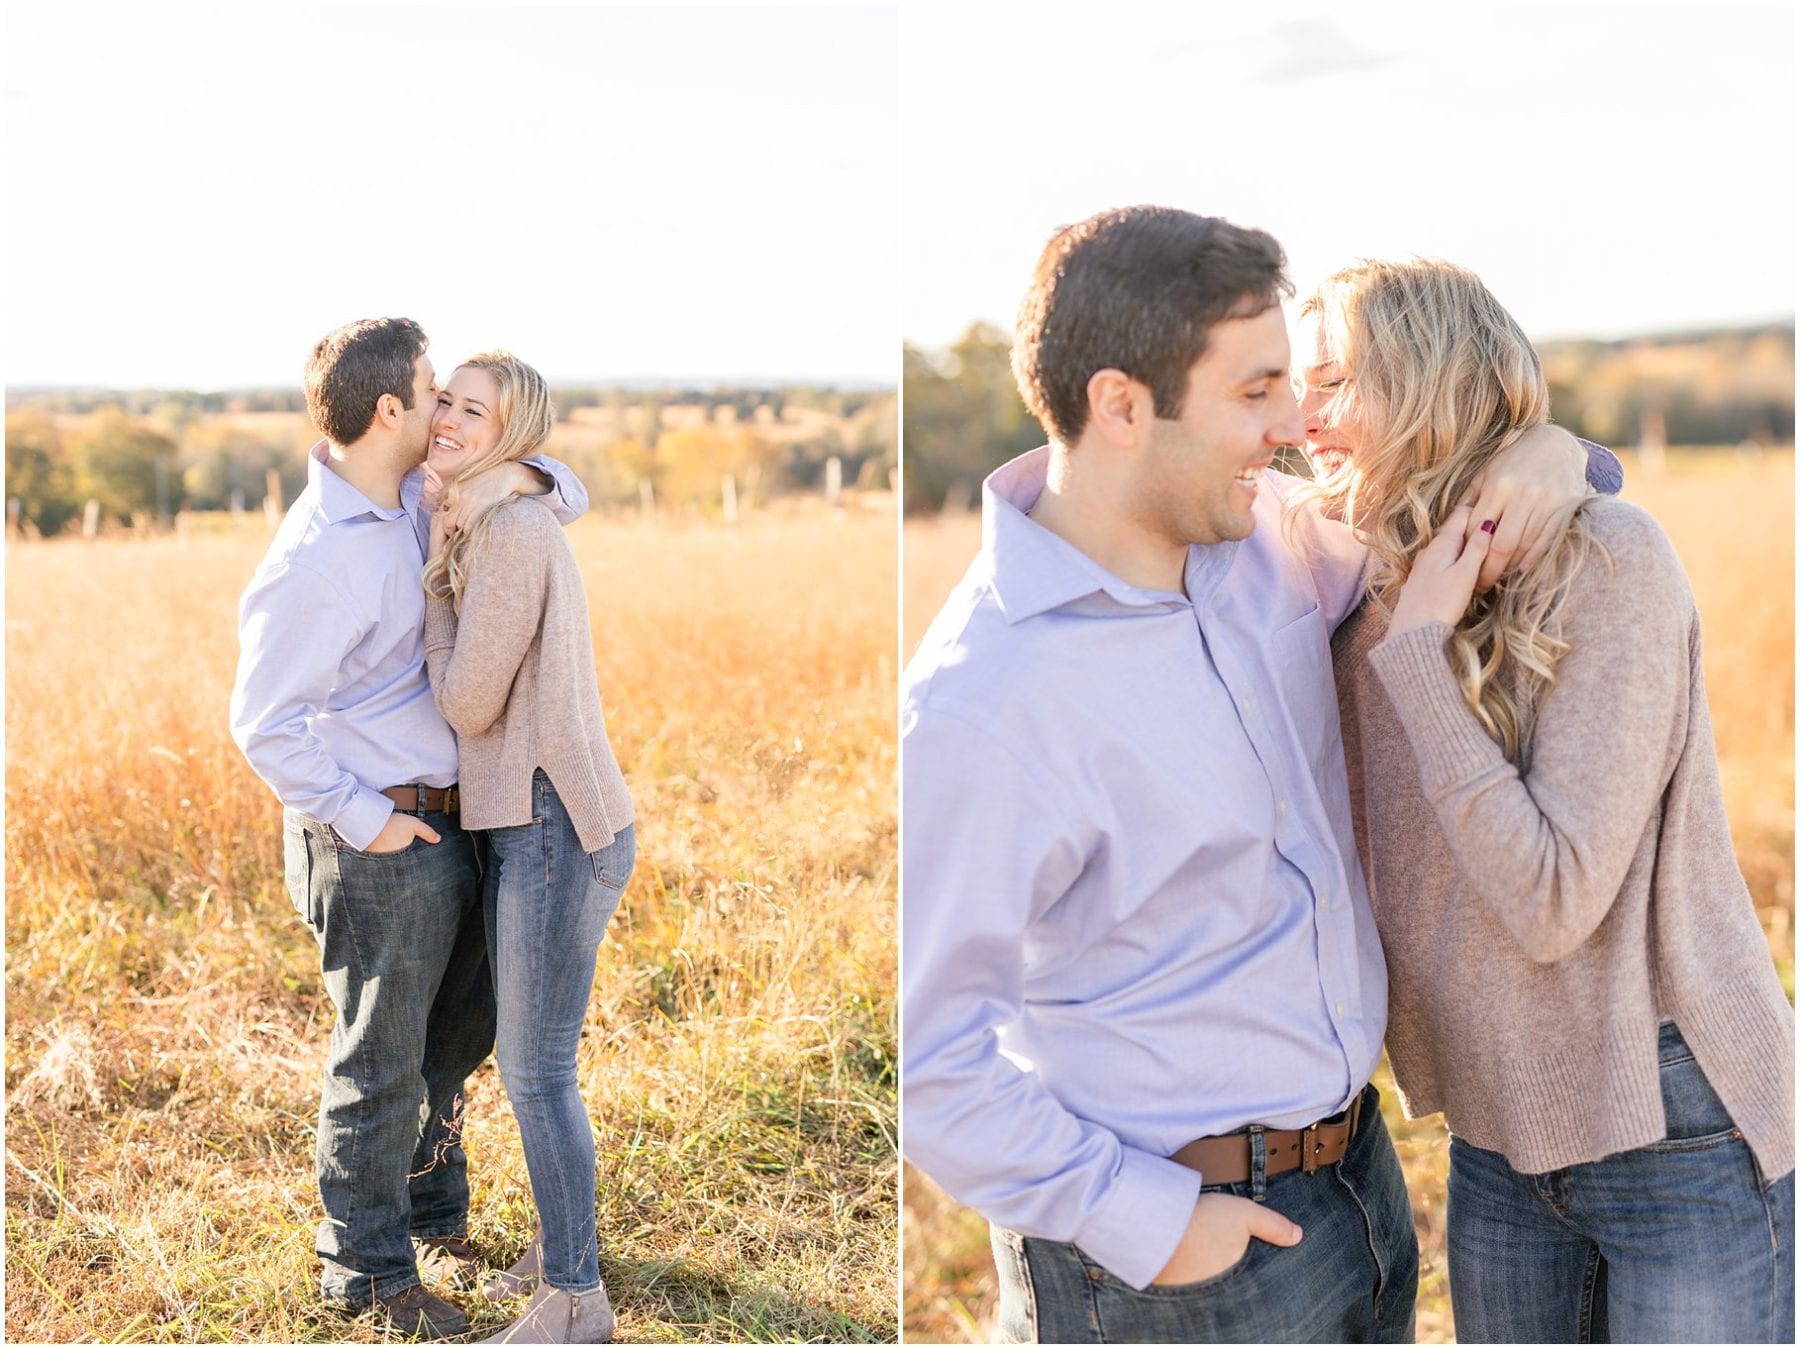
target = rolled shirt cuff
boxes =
[1579,437,1624,496]
[1070,1146,1205,1290]
[331,785,397,852]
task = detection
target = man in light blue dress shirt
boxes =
[230,318,587,1337]
[902,209,1598,1342]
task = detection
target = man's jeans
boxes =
[486,771,634,1294]
[1448,1022,1795,1343]
[284,807,495,1308]
[992,1083,1417,1343]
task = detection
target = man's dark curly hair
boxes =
[1013,207,1291,445]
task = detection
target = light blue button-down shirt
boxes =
[902,446,1384,1290]
[230,441,586,850]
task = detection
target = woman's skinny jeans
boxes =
[485,769,635,1293]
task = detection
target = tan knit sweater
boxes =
[423,499,633,853]
[1334,496,1792,1180]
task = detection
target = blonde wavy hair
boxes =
[1287,259,1602,763]
[421,351,556,613]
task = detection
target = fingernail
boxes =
[1480,519,1496,534]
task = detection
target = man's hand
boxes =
[363,811,442,854]
[436,462,552,538]
[1150,1192,1303,1287]
[1462,422,1588,592]
[1391,505,1491,637]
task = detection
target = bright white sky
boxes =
[9,6,1792,386]
[5,5,898,389]
[903,4,1796,351]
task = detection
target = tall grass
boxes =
[5,508,899,1343]
[901,450,1794,1344]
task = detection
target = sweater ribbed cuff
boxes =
[423,594,459,654]
[1366,622,1508,797]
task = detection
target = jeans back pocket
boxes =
[1645,1026,1740,1150]
[283,819,323,936]
[590,823,637,890]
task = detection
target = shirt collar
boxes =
[980,446,1239,622]
[308,440,414,524]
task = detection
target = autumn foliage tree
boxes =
[5,410,80,535]
[73,408,179,525]
[902,323,1045,514]
[179,421,300,510]
[621,424,780,509]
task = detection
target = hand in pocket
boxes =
[1151,1192,1304,1286]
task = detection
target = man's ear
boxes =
[373,392,402,430]
[1085,369,1151,450]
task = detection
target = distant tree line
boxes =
[903,324,1046,515]
[551,384,891,422]
[5,407,199,535]
[12,383,894,422]
[542,386,896,505]
[5,384,896,536]
[10,388,312,417]
[1540,326,1793,448]
[903,321,1795,514]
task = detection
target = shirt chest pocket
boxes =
[1267,603,1340,779]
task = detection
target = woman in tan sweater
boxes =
[421,352,635,1345]
[1289,261,1792,1343]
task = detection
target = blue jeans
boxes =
[484,771,634,1294]
[284,807,496,1307]
[1448,1022,1795,1343]
[992,1083,1418,1342]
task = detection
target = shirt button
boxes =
[1335,1003,1346,1016]
[1278,799,1288,815]
[1241,698,1253,714]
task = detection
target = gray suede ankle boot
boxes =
[477,1280,615,1344]
[481,1229,544,1303]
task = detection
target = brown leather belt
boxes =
[1170,1094,1364,1184]
[383,784,460,815]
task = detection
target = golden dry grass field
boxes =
[5,508,898,1343]
[901,449,1795,1345]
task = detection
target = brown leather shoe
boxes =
[376,1282,471,1339]
[415,1234,484,1291]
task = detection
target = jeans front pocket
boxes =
[1083,1233,1287,1343]
[1119,1245,1257,1295]
[327,822,429,862]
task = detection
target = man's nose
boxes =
[1271,389,1306,445]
